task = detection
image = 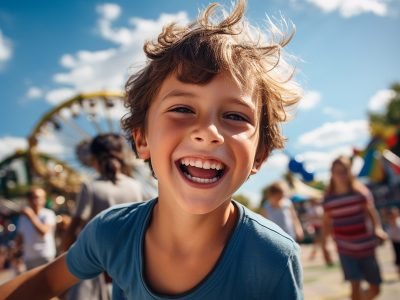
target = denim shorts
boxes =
[338,253,382,284]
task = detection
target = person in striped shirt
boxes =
[322,155,387,300]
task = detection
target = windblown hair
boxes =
[121,0,301,165]
[90,133,130,184]
[326,155,357,196]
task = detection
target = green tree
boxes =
[368,82,400,156]
[386,83,400,125]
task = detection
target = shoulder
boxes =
[72,199,155,251]
[41,208,56,217]
[118,174,141,184]
[282,198,293,208]
[236,202,299,256]
[91,198,155,233]
[232,202,302,295]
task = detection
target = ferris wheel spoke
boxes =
[55,114,92,140]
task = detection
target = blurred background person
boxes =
[382,206,400,278]
[322,155,387,300]
[61,133,143,300]
[304,197,333,265]
[261,181,304,242]
[14,186,56,271]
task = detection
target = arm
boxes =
[60,216,85,252]
[0,253,80,299]
[359,186,387,242]
[21,207,53,236]
[290,206,304,242]
[321,210,333,264]
[364,201,387,242]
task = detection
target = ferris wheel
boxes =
[27,91,157,197]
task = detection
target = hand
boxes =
[375,228,388,244]
[295,227,304,242]
[21,207,35,219]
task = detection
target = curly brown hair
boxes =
[121,0,301,168]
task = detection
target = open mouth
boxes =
[178,157,226,184]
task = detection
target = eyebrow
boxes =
[161,89,255,110]
[161,89,196,102]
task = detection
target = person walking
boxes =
[322,155,387,300]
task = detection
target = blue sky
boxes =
[0,0,399,205]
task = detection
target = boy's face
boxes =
[134,72,261,214]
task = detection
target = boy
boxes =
[0,0,303,298]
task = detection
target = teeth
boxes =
[180,158,224,170]
[185,173,219,183]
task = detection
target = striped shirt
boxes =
[323,192,378,258]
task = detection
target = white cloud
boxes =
[298,146,353,172]
[297,90,321,111]
[297,145,360,182]
[307,0,389,17]
[0,136,27,162]
[322,106,344,119]
[95,3,188,46]
[298,120,369,148]
[45,88,76,105]
[44,8,190,104]
[368,89,395,112]
[96,3,121,21]
[26,87,44,99]
[0,30,12,64]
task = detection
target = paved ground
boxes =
[302,240,400,299]
[1,241,399,299]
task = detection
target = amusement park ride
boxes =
[0,91,157,215]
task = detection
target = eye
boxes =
[168,106,194,114]
[224,112,250,122]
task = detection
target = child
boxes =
[261,182,304,242]
[0,0,303,298]
[322,156,387,300]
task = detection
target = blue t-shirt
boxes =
[66,199,303,299]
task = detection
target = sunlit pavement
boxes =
[302,240,400,299]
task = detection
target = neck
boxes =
[148,199,237,254]
[334,184,350,195]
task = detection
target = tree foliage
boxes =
[368,83,400,156]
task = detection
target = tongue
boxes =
[187,166,219,179]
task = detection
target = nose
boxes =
[190,122,224,145]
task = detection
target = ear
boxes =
[250,157,263,175]
[132,129,150,160]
